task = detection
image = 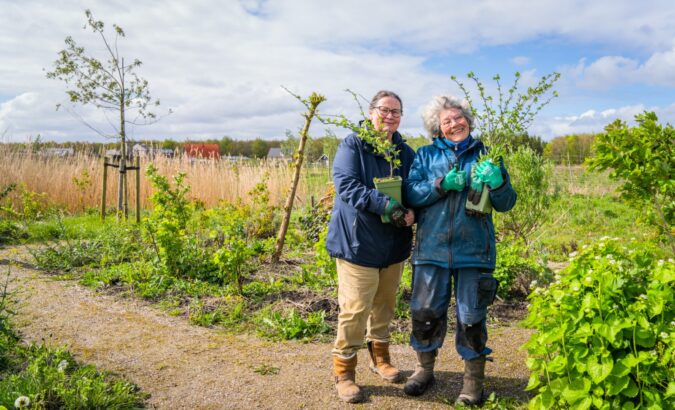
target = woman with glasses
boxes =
[326,90,416,403]
[403,95,516,405]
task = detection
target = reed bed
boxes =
[0,147,332,214]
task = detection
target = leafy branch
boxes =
[317,89,400,178]
[452,71,560,162]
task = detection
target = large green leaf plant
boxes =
[524,239,674,409]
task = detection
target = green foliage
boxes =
[212,232,254,294]
[587,112,674,250]
[0,344,144,409]
[0,268,19,372]
[252,364,280,376]
[71,168,92,213]
[496,146,557,243]
[544,134,596,164]
[451,71,560,162]
[0,184,16,202]
[257,307,330,341]
[318,89,401,177]
[453,392,525,409]
[311,227,337,279]
[524,239,674,409]
[244,173,279,239]
[1,184,52,223]
[401,133,431,152]
[494,240,552,299]
[31,219,144,272]
[0,220,27,246]
[0,266,145,409]
[143,164,202,278]
[45,9,160,126]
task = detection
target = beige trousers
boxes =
[332,258,404,358]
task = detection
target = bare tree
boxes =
[271,90,326,263]
[46,9,166,216]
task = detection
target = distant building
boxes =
[266,147,285,160]
[43,147,74,157]
[223,155,250,162]
[184,143,221,160]
[131,144,175,158]
[132,143,150,157]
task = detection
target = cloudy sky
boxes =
[2,0,675,143]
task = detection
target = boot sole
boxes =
[455,390,485,406]
[368,365,401,383]
[403,377,435,396]
[339,394,364,404]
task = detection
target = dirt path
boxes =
[1,247,533,409]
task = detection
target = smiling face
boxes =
[369,96,402,140]
[439,108,470,142]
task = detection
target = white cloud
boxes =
[565,44,675,89]
[511,56,530,66]
[1,0,675,142]
[533,103,675,139]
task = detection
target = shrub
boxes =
[523,239,674,409]
[0,220,27,245]
[257,307,330,341]
[496,146,557,243]
[494,240,551,299]
[587,111,674,251]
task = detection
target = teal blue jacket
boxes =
[405,136,516,269]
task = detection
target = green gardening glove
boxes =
[383,198,408,226]
[467,164,484,205]
[470,164,483,193]
[476,160,504,189]
[441,165,466,192]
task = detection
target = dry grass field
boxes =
[0,148,332,213]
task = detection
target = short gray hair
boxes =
[368,90,403,113]
[421,95,474,138]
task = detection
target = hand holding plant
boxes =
[383,198,408,227]
[475,160,503,189]
[441,165,466,192]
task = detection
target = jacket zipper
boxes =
[443,140,481,268]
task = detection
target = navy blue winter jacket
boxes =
[326,131,416,268]
[405,136,517,270]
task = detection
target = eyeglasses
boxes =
[441,115,466,127]
[375,106,403,118]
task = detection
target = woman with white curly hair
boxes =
[403,95,517,405]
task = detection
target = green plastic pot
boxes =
[465,183,492,215]
[374,176,402,223]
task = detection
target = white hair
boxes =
[421,95,475,138]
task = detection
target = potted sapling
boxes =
[452,71,560,215]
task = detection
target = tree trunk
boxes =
[117,74,127,219]
[271,93,325,263]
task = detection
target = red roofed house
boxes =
[184,143,221,160]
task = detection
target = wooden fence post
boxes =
[101,157,108,221]
[136,156,141,223]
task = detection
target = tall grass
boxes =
[0,146,617,215]
[0,147,332,213]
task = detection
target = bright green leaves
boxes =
[587,357,613,384]
[317,89,401,178]
[587,112,675,251]
[524,239,674,408]
[451,71,560,163]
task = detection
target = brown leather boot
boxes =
[333,355,363,403]
[455,356,486,405]
[367,341,401,382]
[404,349,437,396]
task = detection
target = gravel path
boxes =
[1,247,533,409]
